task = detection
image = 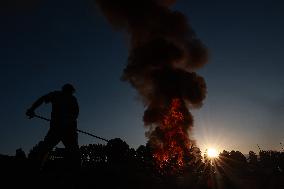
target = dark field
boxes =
[1,138,283,189]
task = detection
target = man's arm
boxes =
[26,96,45,118]
[26,92,53,118]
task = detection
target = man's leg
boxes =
[62,128,81,170]
[33,128,61,169]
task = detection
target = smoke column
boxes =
[95,0,208,170]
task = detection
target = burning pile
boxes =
[95,0,208,171]
[150,98,190,170]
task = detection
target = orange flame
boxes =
[152,98,191,173]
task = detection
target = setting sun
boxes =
[207,148,219,158]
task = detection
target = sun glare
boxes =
[207,148,218,158]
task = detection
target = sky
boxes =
[0,0,283,155]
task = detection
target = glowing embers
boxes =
[152,98,191,174]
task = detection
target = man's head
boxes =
[62,83,76,94]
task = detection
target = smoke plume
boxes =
[0,0,40,13]
[95,0,208,169]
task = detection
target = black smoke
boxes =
[94,0,208,156]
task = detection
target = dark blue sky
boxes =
[0,0,283,155]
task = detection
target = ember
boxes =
[150,98,192,173]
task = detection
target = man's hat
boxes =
[62,83,75,93]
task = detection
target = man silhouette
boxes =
[26,83,80,169]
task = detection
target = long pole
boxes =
[32,114,109,142]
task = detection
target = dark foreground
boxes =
[1,139,284,189]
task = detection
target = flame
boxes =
[152,98,191,173]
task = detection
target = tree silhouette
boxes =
[106,138,130,164]
[1,140,284,189]
[248,151,258,165]
[15,148,26,159]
